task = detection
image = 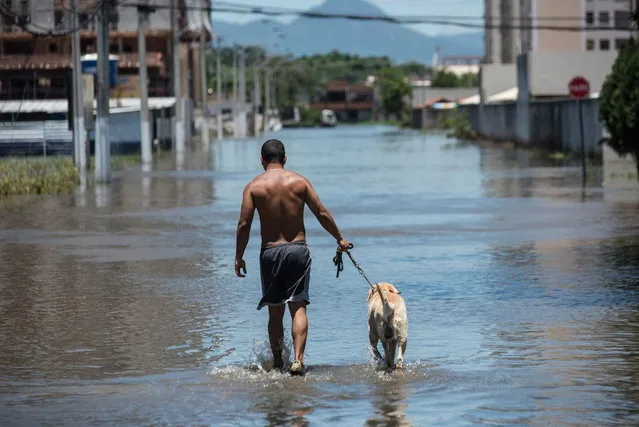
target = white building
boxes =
[585,0,635,52]
[484,0,636,64]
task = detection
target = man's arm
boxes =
[304,177,350,250]
[235,184,255,277]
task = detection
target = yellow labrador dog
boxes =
[367,282,408,370]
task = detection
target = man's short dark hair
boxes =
[261,139,286,164]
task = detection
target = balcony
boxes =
[0,53,166,71]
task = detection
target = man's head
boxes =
[261,139,286,169]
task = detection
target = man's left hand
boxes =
[235,259,247,277]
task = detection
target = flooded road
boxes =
[1,125,639,426]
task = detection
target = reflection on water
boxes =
[1,127,639,425]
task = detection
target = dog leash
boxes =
[333,243,377,291]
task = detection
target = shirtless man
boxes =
[235,139,350,376]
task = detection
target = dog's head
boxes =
[367,282,401,301]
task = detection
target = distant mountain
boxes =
[212,0,483,63]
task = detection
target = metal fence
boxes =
[461,97,603,155]
[0,107,175,156]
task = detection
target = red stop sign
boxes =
[569,76,590,99]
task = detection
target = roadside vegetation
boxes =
[0,153,158,198]
[0,157,78,197]
[599,34,639,179]
[375,66,413,127]
[439,113,477,140]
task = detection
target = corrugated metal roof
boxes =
[487,87,518,103]
[0,97,176,114]
[459,94,480,105]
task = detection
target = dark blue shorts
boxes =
[258,241,312,310]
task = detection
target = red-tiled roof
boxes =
[415,96,453,109]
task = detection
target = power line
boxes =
[116,1,637,32]
[214,1,589,21]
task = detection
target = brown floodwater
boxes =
[1,126,639,426]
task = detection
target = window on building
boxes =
[123,44,133,53]
[79,12,92,30]
[48,43,58,53]
[586,39,595,51]
[615,10,631,30]
[616,38,629,49]
[108,11,118,31]
[600,39,611,50]
[586,12,594,25]
[599,11,610,26]
[54,10,65,30]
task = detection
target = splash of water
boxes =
[244,337,293,373]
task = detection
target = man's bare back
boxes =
[248,168,309,248]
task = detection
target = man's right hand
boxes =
[235,258,247,277]
[337,238,351,252]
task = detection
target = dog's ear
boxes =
[367,288,374,301]
[387,284,401,294]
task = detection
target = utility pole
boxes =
[95,0,111,183]
[232,48,238,138]
[138,0,152,166]
[272,74,277,115]
[71,0,86,175]
[253,61,260,137]
[239,49,247,138]
[216,37,223,140]
[264,68,270,133]
[199,8,209,150]
[171,0,185,155]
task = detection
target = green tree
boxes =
[398,61,431,77]
[376,67,412,124]
[430,69,479,88]
[205,46,427,113]
[430,70,460,87]
[599,37,639,176]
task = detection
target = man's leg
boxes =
[268,304,286,369]
[288,301,308,363]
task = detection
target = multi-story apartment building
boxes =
[584,0,634,52]
[0,0,211,102]
[484,0,634,64]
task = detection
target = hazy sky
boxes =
[215,0,483,35]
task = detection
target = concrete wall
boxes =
[529,98,602,153]
[412,87,477,108]
[412,108,455,129]
[522,51,618,96]
[462,97,603,155]
[466,102,517,142]
[480,64,516,100]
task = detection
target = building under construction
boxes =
[0,0,211,104]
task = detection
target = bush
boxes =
[299,107,322,127]
[439,112,477,140]
[0,157,79,197]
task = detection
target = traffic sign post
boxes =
[569,76,590,188]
